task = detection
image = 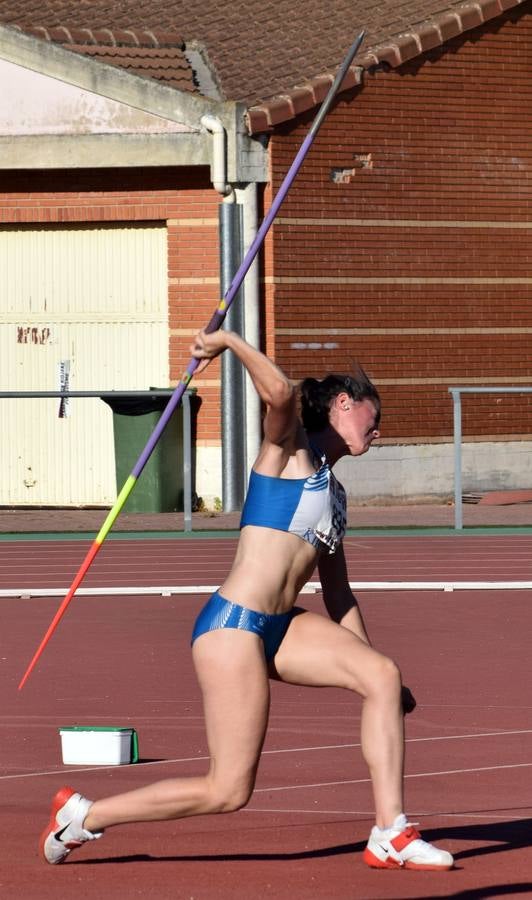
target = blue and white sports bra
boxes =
[240,449,346,553]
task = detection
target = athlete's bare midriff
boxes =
[219,525,320,615]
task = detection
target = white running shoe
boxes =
[40,786,103,864]
[363,814,454,871]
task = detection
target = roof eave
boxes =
[245,0,527,135]
[245,65,362,134]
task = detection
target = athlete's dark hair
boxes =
[300,364,380,433]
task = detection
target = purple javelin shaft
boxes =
[132,30,364,478]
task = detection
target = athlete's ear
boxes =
[335,392,351,411]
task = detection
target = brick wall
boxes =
[267,7,532,443]
[4,6,532,455]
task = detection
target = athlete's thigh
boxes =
[270,609,389,694]
[193,627,271,779]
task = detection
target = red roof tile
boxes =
[0,0,527,129]
[65,44,195,92]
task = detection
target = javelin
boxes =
[18,30,365,690]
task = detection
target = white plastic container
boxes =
[59,726,139,766]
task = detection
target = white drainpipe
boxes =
[200,116,262,492]
[200,114,233,198]
[201,114,244,508]
[236,182,261,477]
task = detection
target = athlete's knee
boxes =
[208,775,255,814]
[379,655,402,694]
[357,653,402,702]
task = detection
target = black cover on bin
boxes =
[101,395,169,416]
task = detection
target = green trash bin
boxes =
[102,392,191,513]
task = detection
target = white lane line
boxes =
[3,760,532,787]
[243,808,528,820]
[253,762,532,794]
[260,729,532,754]
[1,728,532,780]
[245,808,368,817]
[0,756,211,780]
[1,725,531,747]
[2,739,532,784]
[430,811,530,820]
[2,580,532,598]
[0,586,222,598]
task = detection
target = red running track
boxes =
[1,534,532,899]
[2,534,532,590]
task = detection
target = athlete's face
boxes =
[335,395,380,456]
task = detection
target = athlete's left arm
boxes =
[318,543,371,644]
[318,544,416,714]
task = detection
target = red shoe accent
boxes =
[391,825,422,852]
[364,822,454,872]
[362,847,402,869]
[39,786,76,861]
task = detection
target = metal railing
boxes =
[0,390,195,532]
[449,386,532,530]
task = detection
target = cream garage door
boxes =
[0,223,168,505]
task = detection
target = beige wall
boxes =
[0,223,168,505]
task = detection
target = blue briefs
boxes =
[191,591,296,661]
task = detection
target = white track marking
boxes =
[243,808,528,820]
[2,580,532,598]
[260,728,532,753]
[0,757,210,780]
[245,808,370,817]
[3,759,532,785]
[252,762,532,793]
[1,730,531,780]
[1,726,531,748]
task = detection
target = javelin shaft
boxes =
[134,29,365,478]
[18,31,364,690]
